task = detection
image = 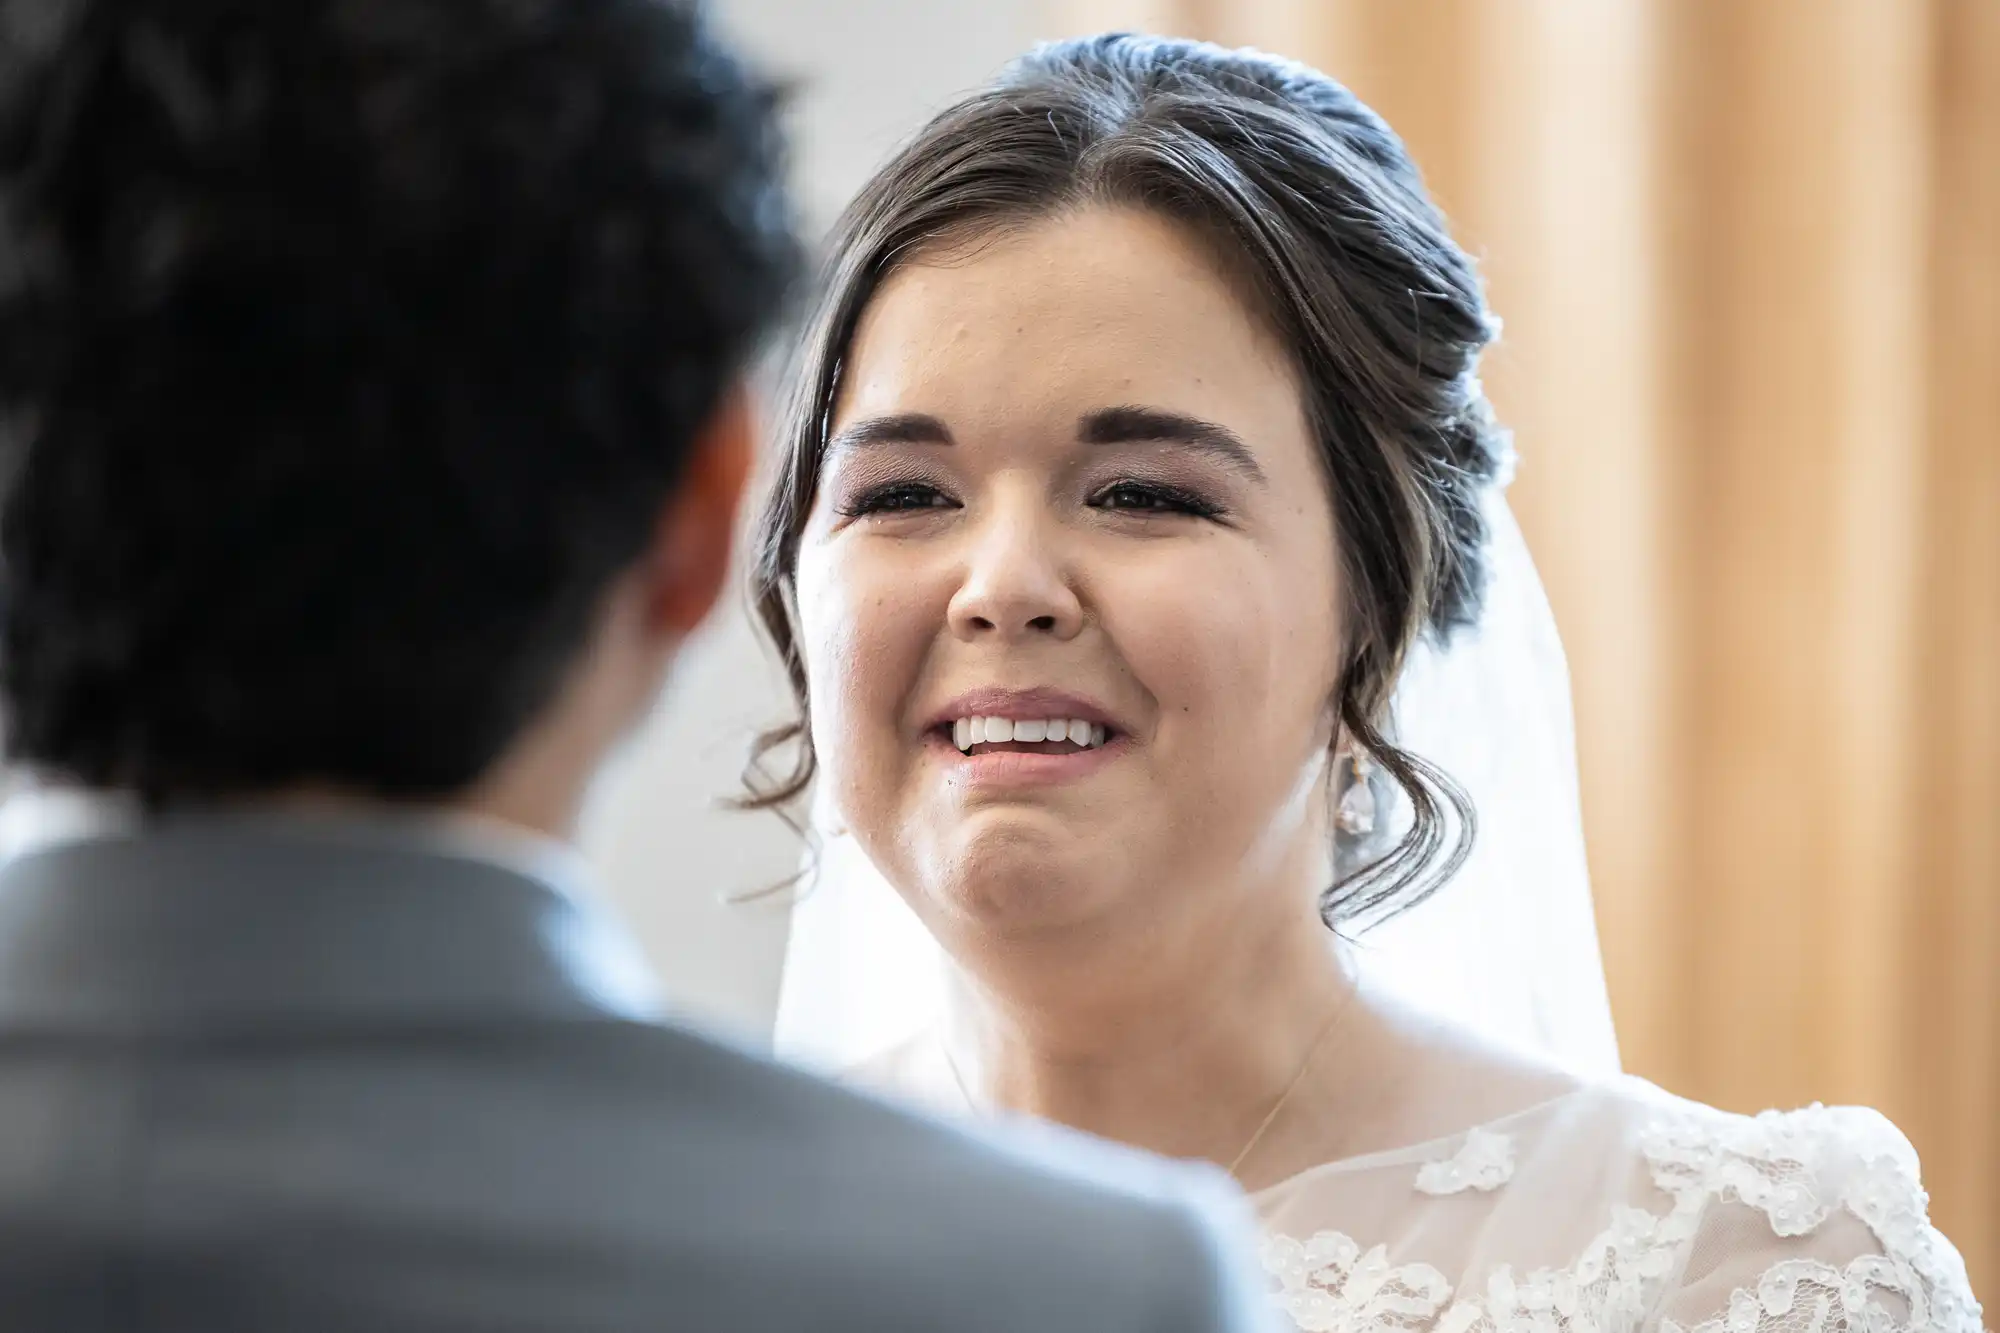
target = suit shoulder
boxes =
[540,1019,1271,1330]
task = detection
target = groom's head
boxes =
[0,0,797,823]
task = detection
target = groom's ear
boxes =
[645,382,755,637]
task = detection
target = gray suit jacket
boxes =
[0,815,1274,1331]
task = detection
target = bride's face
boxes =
[796,206,1342,945]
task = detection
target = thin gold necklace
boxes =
[941,1000,1347,1182]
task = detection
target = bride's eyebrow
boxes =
[827,413,954,453]
[1078,405,1267,484]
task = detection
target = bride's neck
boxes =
[946,879,1368,1173]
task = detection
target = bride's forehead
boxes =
[847,213,1277,363]
[837,296,1297,439]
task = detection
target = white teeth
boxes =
[951,716,1110,753]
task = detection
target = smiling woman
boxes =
[794,204,1345,940]
[750,84,1501,931]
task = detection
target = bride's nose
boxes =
[945,498,1084,643]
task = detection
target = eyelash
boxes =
[1087,480,1224,520]
[837,478,1226,521]
[837,481,957,517]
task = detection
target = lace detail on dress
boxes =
[1263,1231,1453,1333]
[1647,1107,1983,1333]
[1663,1256,1938,1333]
[1416,1128,1517,1196]
[1262,1104,1983,1333]
[1641,1106,1866,1237]
[1265,1198,1687,1333]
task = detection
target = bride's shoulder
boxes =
[1581,1072,1922,1177]
[1565,1075,1982,1333]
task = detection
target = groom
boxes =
[0,1,1273,1329]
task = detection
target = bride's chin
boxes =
[920,821,1118,935]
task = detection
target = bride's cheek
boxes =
[803,555,930,758]
[1108,560,1265,718]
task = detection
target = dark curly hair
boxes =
[745,34,1507,925]
[0,0,799,802]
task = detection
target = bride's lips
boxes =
[922,686,1127,788]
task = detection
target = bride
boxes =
[746,33,1981,1333]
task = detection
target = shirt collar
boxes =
[0,790,664,1030]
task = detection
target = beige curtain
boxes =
[1040,0,2000,1297]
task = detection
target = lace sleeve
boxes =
[1646,1106,1983,1333]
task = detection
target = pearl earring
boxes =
[1336,751,1376,837]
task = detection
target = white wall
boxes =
[579,0,1040,1045]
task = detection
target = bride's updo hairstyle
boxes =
[747,34,1508,925]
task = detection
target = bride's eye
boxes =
[1088,480,1224,519]
[838,481,958,517]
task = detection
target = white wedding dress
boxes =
[775,485,1984,1333]
[859,1034,1981,1333]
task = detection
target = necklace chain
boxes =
[941,1000,1347,1182]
